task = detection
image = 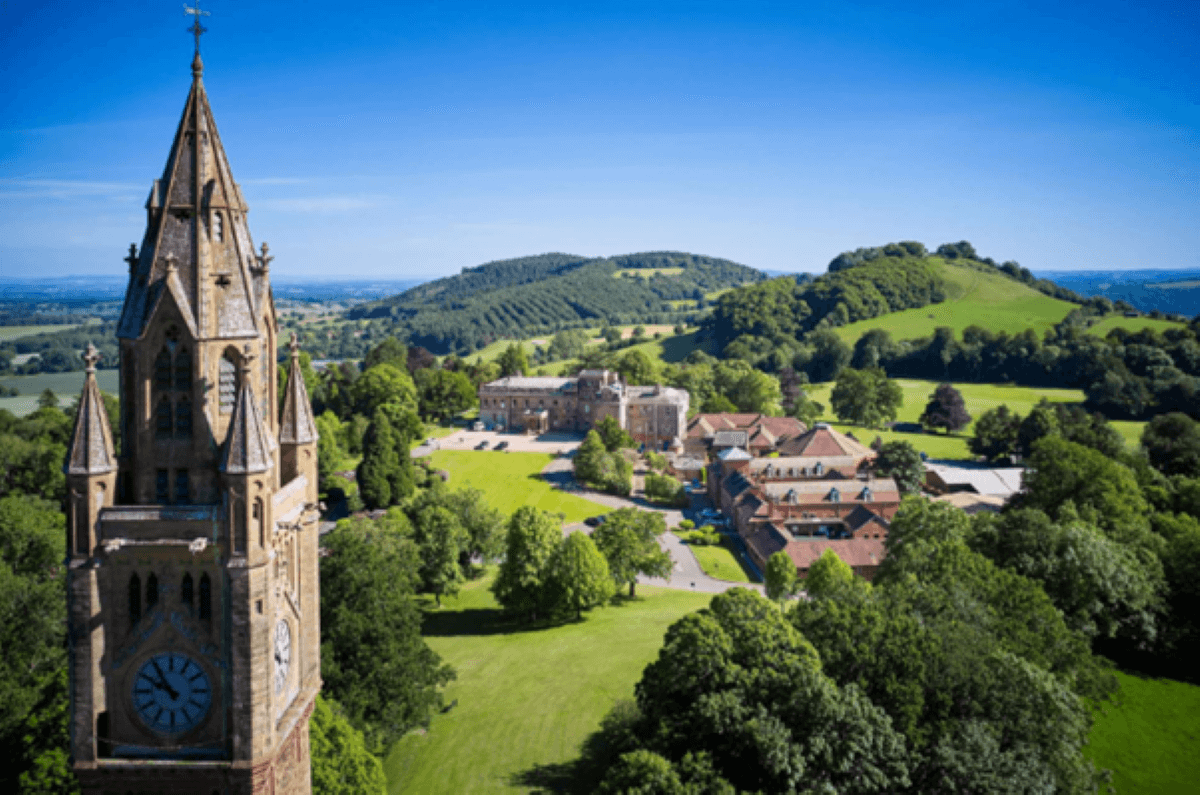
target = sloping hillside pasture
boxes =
[801,380,1145,460]
[1085,671,1200,794]
[385,577,713,793]
[831,261,1077,346]
[424,451,597,524]
[0,323,88,341]
[0,369,120,417]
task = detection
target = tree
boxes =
[644,473,687,506]
[1022,436,1150,542]
[320,516,455,752]
[875,440,924,494]
[1142,412,1200,478]
[357,409,409,509]
[492,506,562,622]
[920,383,971,433]
[970,508,1162,644]
[406,345,437,375]
[764,550,798,602]
[626,589,911,793]
[592,508,672,597]
[968,405,1021,462]
[1016,399,1060,457]
[414,368,477,421]
[830,367,903,428]
[804,547,855,597]
[497,344,529,377]
[595,415,634,452]
[574,430,607,485]
[352,363,417,417]
[363,337,407,372]
[602,326,622,344]
[443,487,506,570]
[546,532,615,619]
[412,506,467,606]
[617,350,655,386]
[548,329,589,360]
[309,695,386,794]
[36,389,57,410]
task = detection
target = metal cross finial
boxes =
[184,3,210,54]
[84,343,101,373]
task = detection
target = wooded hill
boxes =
[346,252,763,355]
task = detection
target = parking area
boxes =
[429,429,585,455]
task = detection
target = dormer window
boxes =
[828,487,840,503]
[814,462,825,476]
[860,488,873,502]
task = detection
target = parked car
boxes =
[584,515,608,528]
[496,441,509,451]
[476,440,490,450]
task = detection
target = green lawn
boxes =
[1087,315,1186,337]
[0,369,120,417]
[385,576,713,793]
[831,261,1078,346]
[426,451,600,524]
[800,379,1146,460]
[1086,670,1200,794]
[689,539,755,583]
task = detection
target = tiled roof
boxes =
[787,537,887,571]
[712,430,749,448]
[482,376,575,390]
[777,424,875,459]
[717,447,752,461]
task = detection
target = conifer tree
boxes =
[357,408,400,508]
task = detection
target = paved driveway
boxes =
[432,429,584,455]
[544,457,763,596]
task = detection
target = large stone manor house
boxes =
[478,369,690,450]
[64,47,321,794]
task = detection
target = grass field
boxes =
[800,379,1146,460]
[0,322,88,341]
[0,369,120,416]
[425,451,599,524]
[1086,670,1200,794]
[831,261,1078,347]
[689,539,755,583]
[1087,315,1186,337]
[385,576,713,793]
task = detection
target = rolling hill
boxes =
[830,259,1080,346]
[346,251,763,355]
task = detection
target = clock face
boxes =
[132,652,211,735]
[274,620,291,694]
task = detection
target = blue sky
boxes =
[1,0,1197,279]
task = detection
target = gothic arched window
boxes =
[181,573,193,612]
[129,574,141,627]
[213,212,224,242]
[174,398,192,438]
[146,573,158,610]
[219,353,237,414]
[254,499,264,549]
[198,574,212,621]
[154,348,172,389]
[174,348,192,391]
[155,398,172,438]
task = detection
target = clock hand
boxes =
[151,660,180,700]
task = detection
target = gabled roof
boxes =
[221,369,274,475]
[712,430,749,448]
[787,538,887,571]
[777,423,875,460]
[64,346,116,476]
[279,335,318,445]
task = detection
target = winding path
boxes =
[541,457,764,596]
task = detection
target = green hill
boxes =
[348,252,763,355]
[831,259,1079,345]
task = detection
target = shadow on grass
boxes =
[421,607,592,638]
[510,728,614,794]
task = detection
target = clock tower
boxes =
[65,46,321,795]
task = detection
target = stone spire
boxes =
[64,345,117,476]
[117,51,265,342]
[279,333,318,445]
[220,346,274,475]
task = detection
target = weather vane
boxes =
[184,2,210,54]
